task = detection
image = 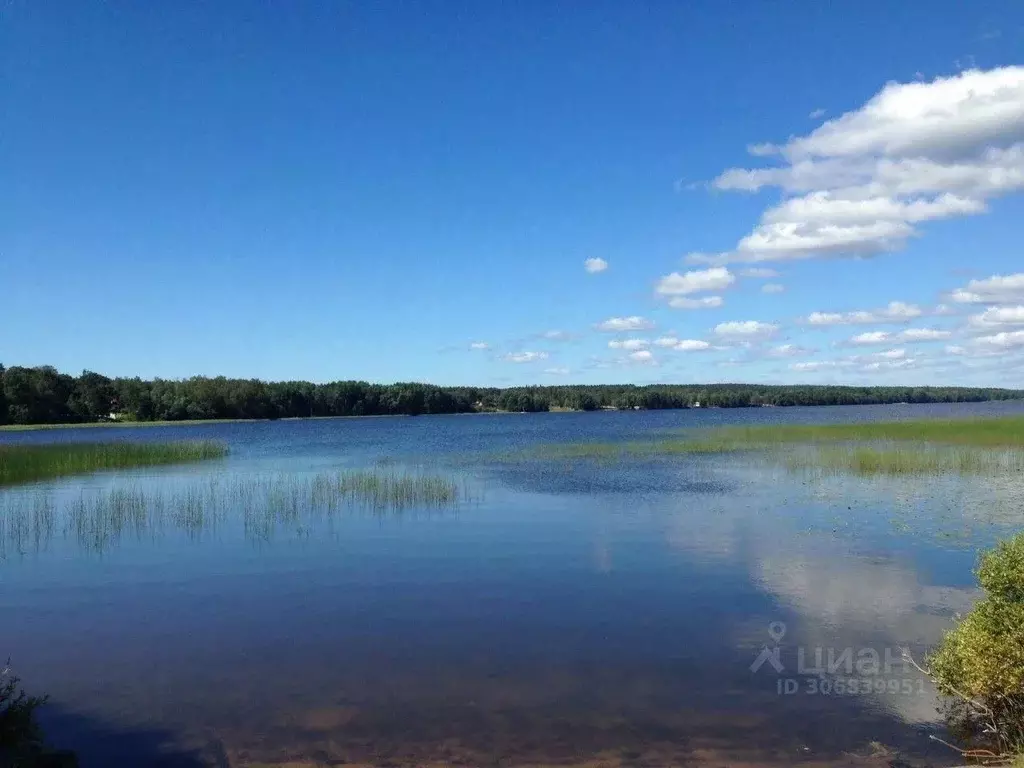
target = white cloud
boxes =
[656,267,735,295]
[469,341,490,350]
[668,295,724,309]
[761,283,786,294]
[713,320,779,339]
[595,316,655,332]
[807,312,845,325]
[898,328,952,341]
[541,329,572,340]
[739,267,780,278]
[654,336,681,348]
[968,305,1024,331]
[861,358,918,372]
[807,301,923,325]
[952,273,1024,304]
[628,350,656,364]
[809,108,827,119]
[850,331,892,345]
[791,361,848,372]
[694,67,1024,264]
[584,257,608,274]
[543,367,570,376]
[673,339,712,352]
[608,338,650,351]
[768,344,812,357]
[975,329,1024,349]
[503,351,549,363]
[874,348,907,359]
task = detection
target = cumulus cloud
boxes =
[469,341,490,350]
[861,358,918,372]
[850,331,892,345]
[791,360,849,372]
[691,67,1024,264]
[768,344,812,357]
[595,316,655,332]
[968,306,1024,332]
[608,338,650,351]
[952,273,1024,303]
[713,320,779,339]
[673,339,712,351]
[806,301,923,325]
[584,257,608,274]
[503,351,549,363]
[656,267,735,295]
[628,349,657,364]
[873,348,907,359]
[899,328,952,341]
[761,283,786,294]
[975,329,1024,349]
[668,295,724,309]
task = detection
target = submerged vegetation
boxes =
[0,469,465,556]
[2,363,1023,426]
[527,416,1024,476]
[924,533,1024,763]
[0,441,227,487]
[681,416,1024,449]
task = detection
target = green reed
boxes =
[1,468,464,556]
[0,441,228,487]
[679,416,1024,448]
[526,415,1024,476]
[786,444,1024,477]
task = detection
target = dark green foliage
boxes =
[0,442,227,487]
[0,365,1021,426]
[928,534,1024,758]
[0,663,46,766]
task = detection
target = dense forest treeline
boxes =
[0,364,1021,426]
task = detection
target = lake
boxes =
[3,401,1024,767]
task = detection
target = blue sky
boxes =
[4,2,1024,387]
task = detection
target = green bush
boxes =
[0,663,46,766]
[928,534,1024,758]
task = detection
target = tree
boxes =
[68,371,114,422]
[0,365,7,425]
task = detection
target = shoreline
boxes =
[2,399,1023,433]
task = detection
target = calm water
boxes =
[3,402,1024,767]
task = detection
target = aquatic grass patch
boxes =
[522,436,746,461]
[679,416,1024,449]
[787,444,1024,477]
[0,441,228,487]
[523,416,1024,476]
[1,468,465,556]
[0,495,55,558]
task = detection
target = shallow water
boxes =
[3,402,1024,767]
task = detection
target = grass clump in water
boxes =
[786,444,1024,477]
[528,415,1024,476]
[2,468,464,555]
[0,441,228,487]
[690,416,1024,449]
